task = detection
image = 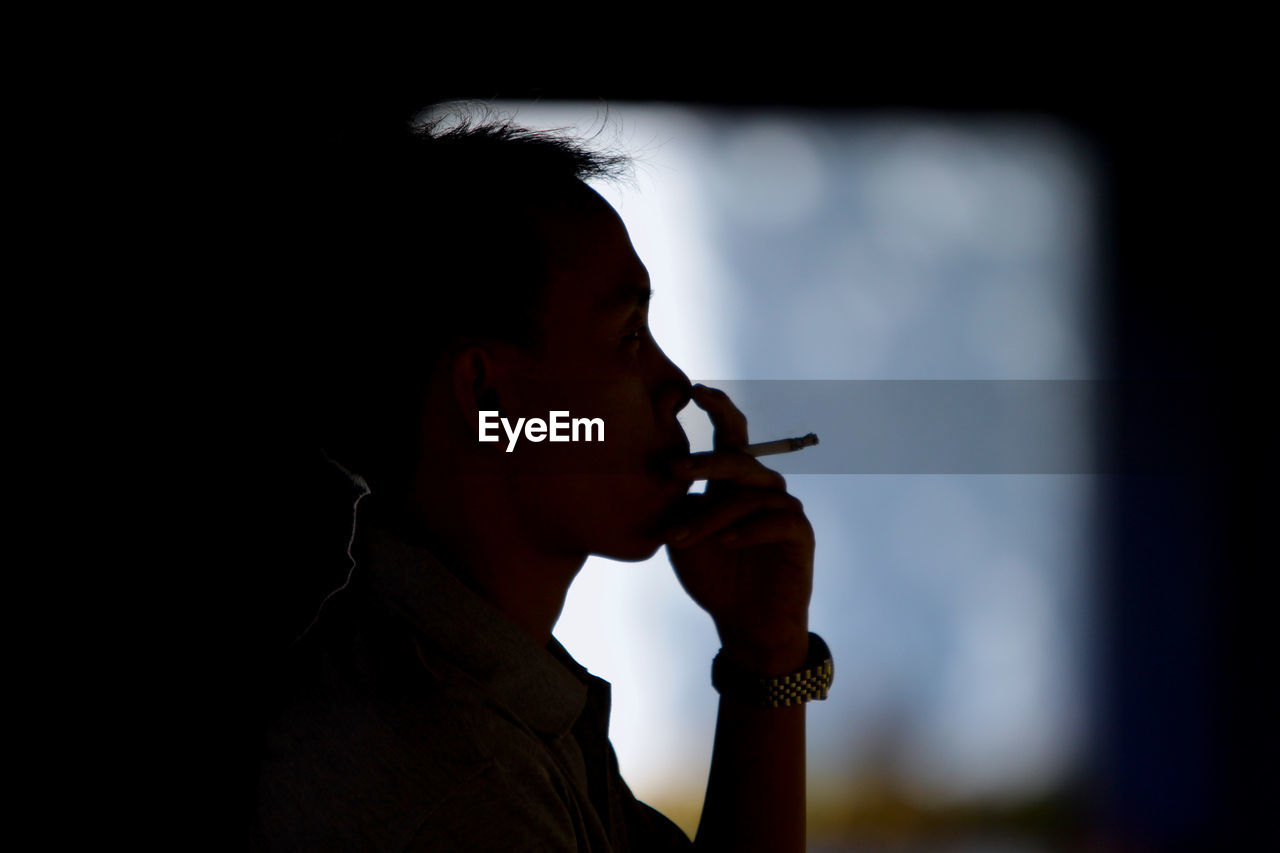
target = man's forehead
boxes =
[538,187,651,314]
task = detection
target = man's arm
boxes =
[666,384,818,853]
[696,644,809,852]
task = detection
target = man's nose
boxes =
[652,344,693,418]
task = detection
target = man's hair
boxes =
[307,103,631,497]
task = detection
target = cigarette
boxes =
[744,433,819,457]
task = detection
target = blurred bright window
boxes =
[491,101,1097,847]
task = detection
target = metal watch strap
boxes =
[711,632,834,708]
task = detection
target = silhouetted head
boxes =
[310,104,692,558]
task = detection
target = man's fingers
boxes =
[691,384,749,450]
[715,510,815,550]
[672,450,787,491]
[668,490,804,549]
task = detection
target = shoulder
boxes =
[254,596,579,850]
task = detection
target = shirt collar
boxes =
[350,501,590,738]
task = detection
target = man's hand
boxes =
[666,384,815,675]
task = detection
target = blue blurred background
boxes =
[492,102,1098,847]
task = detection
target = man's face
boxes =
[493,184,693,561]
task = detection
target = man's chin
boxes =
[587,484,689,562]
[595,532,667,564]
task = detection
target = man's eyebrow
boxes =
[598,282,654,312]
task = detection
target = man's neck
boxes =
[373,488,586,647]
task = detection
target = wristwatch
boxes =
[711,632,834,708]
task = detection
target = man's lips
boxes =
[648,437,692,480]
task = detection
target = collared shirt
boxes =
[254,507,694,851]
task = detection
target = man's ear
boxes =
[449,344,503,435]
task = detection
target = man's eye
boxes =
[623,326,647,344]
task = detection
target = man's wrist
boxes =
[719,640,809,677]
[712,632,834,708]
[717,624,811,676]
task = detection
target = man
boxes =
[254,106,831,851]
